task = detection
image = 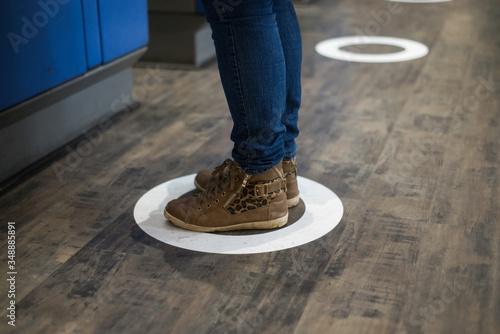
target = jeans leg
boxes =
[200,0,287,174]
[273,0,302,160]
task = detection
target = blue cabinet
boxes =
[0,0,149,111]
[0,1,88,111]
[82,0,103,69]
[98,0,149,63]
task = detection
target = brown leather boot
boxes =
[194,158,300,208]
[282,158,300,207]
[164,159,288,232]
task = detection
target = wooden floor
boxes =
[1,0,500,333]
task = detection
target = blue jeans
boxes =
[200,0,302,175]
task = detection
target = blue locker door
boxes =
[82,0,102,69]
[97,0,149,63]
[0,0,88,111]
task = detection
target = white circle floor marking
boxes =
[133,174,344,255]
[315,36,429,63]
[387,0,452,3]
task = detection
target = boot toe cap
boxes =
[165,198,190,221]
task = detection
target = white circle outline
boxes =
[315,36,429,63]
[133,174,344,254]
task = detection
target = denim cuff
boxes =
[244,166,270,175]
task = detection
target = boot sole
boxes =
[287,195,300,208]
[164,209,289,232]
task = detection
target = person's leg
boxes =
[165,0,293,231]
[273,0,302,160]
[273,0,302,207]
[200,0,287,175]
[194,0,302,207]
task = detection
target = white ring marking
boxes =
[315,36,429,63]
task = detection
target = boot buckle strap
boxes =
[255,179,285,196]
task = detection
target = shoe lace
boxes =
[196,159,241,208]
